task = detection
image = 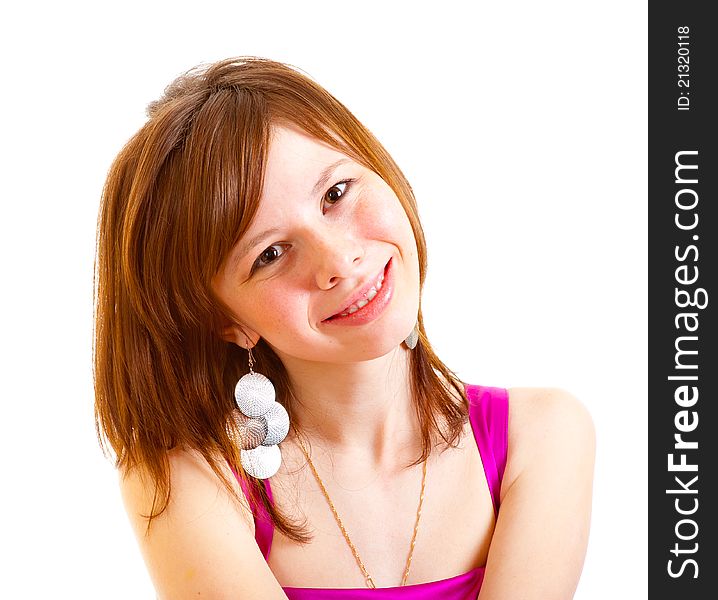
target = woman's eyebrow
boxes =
[311,158,351,196]
[232,227,281,268]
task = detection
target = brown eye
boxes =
[260,247,279,263]
[324,181,348,206]
[254,245,284,269]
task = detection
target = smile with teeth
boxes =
[337,271,385,316]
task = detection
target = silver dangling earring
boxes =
[228,343,289,479]
[404,322,419,350]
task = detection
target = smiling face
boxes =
[212,124,421,364]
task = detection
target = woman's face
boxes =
[213,124,420,364]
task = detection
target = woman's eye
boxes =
[250,179,355,272]
[323,180,352,210]
[253,244,285,270]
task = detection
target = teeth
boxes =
[333,266,387,318]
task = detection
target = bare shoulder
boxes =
[119,447,252,533]
[118,448,286,599]
[502,387,595,496]
[477,388,595,598]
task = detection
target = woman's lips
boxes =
[322,259,394,326]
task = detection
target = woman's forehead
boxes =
[262,124,353,196]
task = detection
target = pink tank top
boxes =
[233,384,509,599]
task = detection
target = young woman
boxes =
[94,57,595,599]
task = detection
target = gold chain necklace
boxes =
[296,437,428,588]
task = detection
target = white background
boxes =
[1,1,646,597]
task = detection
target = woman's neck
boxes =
[276,345,419,465]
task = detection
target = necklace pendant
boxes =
[365,575,376,589]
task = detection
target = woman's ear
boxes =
[219,323,260,349]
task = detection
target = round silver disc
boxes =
[240,444,282,479]
[234,372,276,417]
[261,402,290,446]
[228,409,268,450]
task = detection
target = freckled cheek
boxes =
[245,289,310,338]
[353,191,412,243]
[248,292,284,324]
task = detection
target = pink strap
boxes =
[465,384,509,514]
[230,464,274,559]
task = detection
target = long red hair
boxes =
[94,57,468,540]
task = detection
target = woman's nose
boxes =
[311,229,364,290]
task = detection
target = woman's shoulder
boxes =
[117,447,288,598]
[119,446,254,530]
[473,387,595,596]
[505,386,593,428]
[502,387,595,493]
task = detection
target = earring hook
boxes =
[245,335,255,373]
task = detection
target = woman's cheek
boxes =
[252,288,309,341]
[354,190,404,239]
[383,204,416,253]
